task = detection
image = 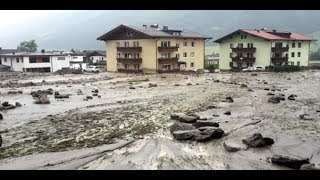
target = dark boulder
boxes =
[170,122,195,133]
[129,86,136,89]
[288,95,295,100]
[0,113,3,120]
[267,92,275,96]
[54,91,60,96]
[170,113,198,123]
[86,96,93,99]
[55,94,69,99]
[271,154,310,169]
[173,84,180,86]
[172,130,201,140]
[187,83,192,86]
[92,93,98,96]
[15,102,22,107]
[226,97,234,103]
[2,102,9,107]
[98,95,101,98]
[197,126,224,139]
[193,120,219,128]
[8,91,18,94]
[224,111,231,115]
[214,80,220,83]
[248,89,254,92]
[35,94,50,104]
[240,84,248,88]
[251,73,257,76]
[267,96,281,104]
[148,83,157,88]
[92,89,99,93]
[0,135,2,147]
[242,133,274,147]
[206,105,217,109]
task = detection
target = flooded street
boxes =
[0,70,320,170]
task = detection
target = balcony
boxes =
[271,57,289,64]
[231,57,256,63]
[117,69,142,73]
[116,47,142,52]
[231,47,256,53]
[117,58,142,64]
[158,57,179,64]
[158,46,179,52]
[271,47,289,53]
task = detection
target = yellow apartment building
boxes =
[97,24,211,73]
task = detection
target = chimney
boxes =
[163,26,168,30]
[272,29,276,33]
[41,49,45,53]
[13,52,15,55]
[142,25,147,29]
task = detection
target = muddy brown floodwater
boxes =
[0,70,320,170]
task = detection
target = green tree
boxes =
[17,40,37,52]
[310,47,320,60]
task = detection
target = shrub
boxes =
[273,65,301,72]
[204,64,219,70]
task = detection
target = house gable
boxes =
[97,25,153,41]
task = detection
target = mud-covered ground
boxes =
[0,70,320,170]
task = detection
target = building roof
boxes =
[83,50,106,56]
[0,49,19,54]
[0,52,68,57]
[214,29,316,43]
[97,24,212,41]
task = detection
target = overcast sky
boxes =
[1,10,320,51]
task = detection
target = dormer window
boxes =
[173,32,180,36]
[126,31,133,36]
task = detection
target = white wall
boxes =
[51,56,70,72]
[70,55,84,62]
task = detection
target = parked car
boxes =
[84,66,99,73]
[242,67,256,72]
[255,65,264,71]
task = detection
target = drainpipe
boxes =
[155,38,160,73]
[50,56,53,72]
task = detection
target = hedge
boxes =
[273,65,301,72]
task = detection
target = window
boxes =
[230,44,234,48]
[285,54,288,58]
[102,57,104,60]
[297,61,300,66]
[124,42,129,47]
[298,42,301,48]
[161,53,170,58]
[176,43,179,47]
[58,57,65,60]
[29,57,36,63]
[126,31,132,36]
[229,62,233,68]
[21,59,23,63]
[190,52,195,58]
[238,53,243,58]
[16,58,19,63]
[183,52,187,57]
[230,53,233,58]
[241,35,244,39]
[176,54,180,58]
[191,63,194,67]
[244,35,247,39]
[72,56,78,59]
[238,43,243,48]
[183,42,187,46]
[117,53,121,58]
[124,64,128,69]
[191,42,195,47]
[291,52,295,57]
[247,43,253,48]
[4,58,7,62]
[161,41,170,47]
[42,57,50,62]
[116,42,120,47]
[133,41,139,47]
[298,52,301,57]
[292,43,295,48]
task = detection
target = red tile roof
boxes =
[214,29,316,43]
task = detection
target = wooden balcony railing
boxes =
[158,46,179,52]
[116,47,142,52]
[117,58,142,64]
[231,57,256,63]
[158,57,179,63]
[271,47,289,52]
[231,47,256,53]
